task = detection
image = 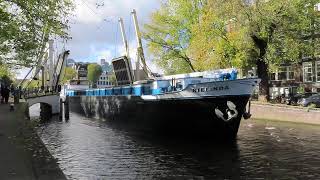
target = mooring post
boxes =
[65,95,70,120]
[59,98,63,120]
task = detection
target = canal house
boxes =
[268,57,320,99]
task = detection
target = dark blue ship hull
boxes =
[68,95,250,140]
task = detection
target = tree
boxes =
[0,0,74,67]
[87,64,102,88]
[143,0,206,75]
[61,67,77,84]
[0,64,13,86]
[145,0,320,101]
[188,3,255,71]
[108,72,117,86]
[220,0,320,101]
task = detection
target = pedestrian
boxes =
[3,86,10,104]
[0,85,4,104]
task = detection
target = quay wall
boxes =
[251,102,320,125]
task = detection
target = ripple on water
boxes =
[36,114,320,180]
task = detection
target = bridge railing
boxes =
[22,86,61,99]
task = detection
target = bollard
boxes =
[65,95,70,120]
[59,98,63,120]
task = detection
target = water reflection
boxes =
[36,113,320,179]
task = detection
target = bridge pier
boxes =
[59,99,63,120]
[65,96,70,121]
[40,103,52,122]
[58,96,70,121]
[25,95,61,121]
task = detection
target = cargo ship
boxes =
[62,10,260,140]
[64,67,259,139]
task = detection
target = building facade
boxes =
[72,63,89,80]
[269,58,320,99]
[97,71,114,88]
[97,59,114,88]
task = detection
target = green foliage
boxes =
[108,72,117,85]
[0,0,74,67]
[188,4,255,71]
[143,0,205,74]
[26,80,41,88]
[0,64,13,86]
[144,0,319,100]
[144,0,320,73]
[87,64,102,87]
[61,67,77,84]
[297,86,305,94]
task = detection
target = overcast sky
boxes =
[18,0,160,79]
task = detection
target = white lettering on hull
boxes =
[192,86,229,93]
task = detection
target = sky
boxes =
[18,0,160,79]
[66,0,159,62]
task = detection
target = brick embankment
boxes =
[251,101,320,125]
[0,102,66,180]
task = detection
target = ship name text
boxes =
[192,86,229,93]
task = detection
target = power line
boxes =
[79,0,115,31]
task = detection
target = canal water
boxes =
[32,108,320,179]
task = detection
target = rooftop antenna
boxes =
[131,9,150,80]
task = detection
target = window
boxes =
[269,66,294,81]
[269,72,276,80]
[316,61,320,82]
[303,62,313,82]
[288,66,294,80]
[278,67,287,80]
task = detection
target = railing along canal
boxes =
[22,85,61,99]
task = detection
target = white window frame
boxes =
[316,61,320,82]
[303,62,313,82]
[270,66,295,81]
[286,66,295,80]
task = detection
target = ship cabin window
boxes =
[176,82,183,90]
[303,62,313,82]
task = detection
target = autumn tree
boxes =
[188,1,255,71]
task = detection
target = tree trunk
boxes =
[252,35,269,102]
[256,58,269,102]
[185,57,196,72]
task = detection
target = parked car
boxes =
[299,94,320,107]
[286,92,318,105]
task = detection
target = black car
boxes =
[300,94,320,107]
[286,92,318,105]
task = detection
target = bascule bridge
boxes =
[19,40,69,121]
